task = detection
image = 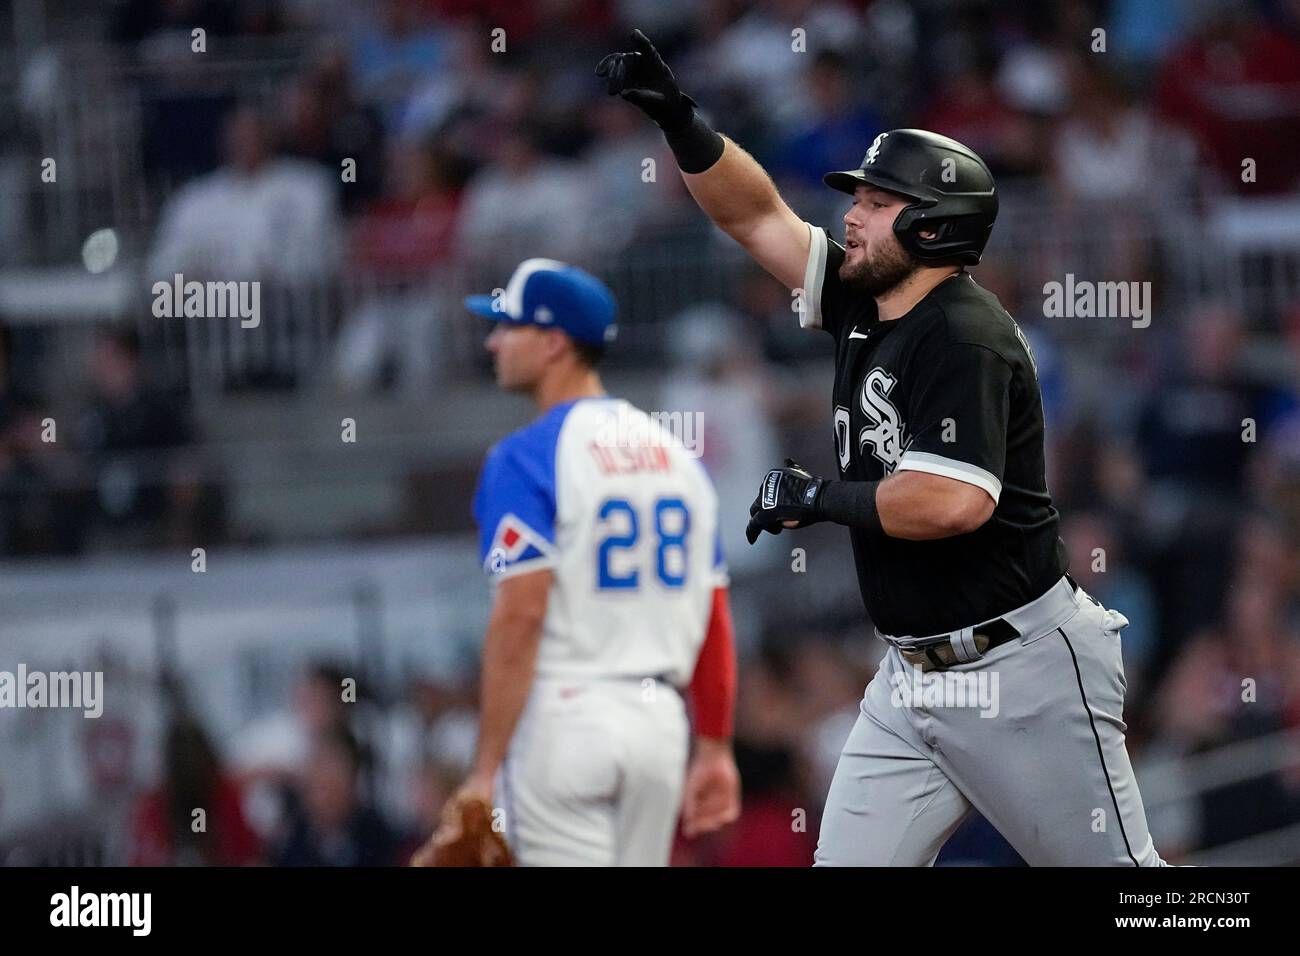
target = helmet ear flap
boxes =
[914,219,947,242]
[891,203,938,258]
[894,206,989,265]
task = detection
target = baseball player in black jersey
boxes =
[600,31,1167,866]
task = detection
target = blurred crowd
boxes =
[2,0,1300,864]
[0,323,226,556]
[121,665,469,867]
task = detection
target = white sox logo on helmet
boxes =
[864,132,889,165]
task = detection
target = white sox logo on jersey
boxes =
[835,367,908,472]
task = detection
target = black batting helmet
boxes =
[823,129,998,265]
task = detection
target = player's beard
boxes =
[840,234,921,297]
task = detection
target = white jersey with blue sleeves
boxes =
[473,397,725,687]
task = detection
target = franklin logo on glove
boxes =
[747,458,829,544]
[762,471,781,509]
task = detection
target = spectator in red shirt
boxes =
[1155,9,1300,194]
[352,139,465,275]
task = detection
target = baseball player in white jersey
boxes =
[452,258,741,866]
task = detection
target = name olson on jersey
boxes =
[588,442,675,475]
[834,367,909,472]
[588,407,704,474]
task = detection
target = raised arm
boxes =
[681,139,810,290]
[598,30,809,290]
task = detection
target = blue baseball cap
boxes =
[464,258,617,346]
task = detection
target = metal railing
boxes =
[1141,727,1300,865]
[4,197,1296,393]
[104,203,1300,397]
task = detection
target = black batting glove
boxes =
[595,29,698,132]
[746,459,829,545]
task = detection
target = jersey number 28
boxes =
[596,497,690,590]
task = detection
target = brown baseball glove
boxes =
[409,793,515,867]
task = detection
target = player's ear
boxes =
[547,329,578,364]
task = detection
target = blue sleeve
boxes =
[472,416,563,578]
[696,458,728,586]
[712,522,729,586]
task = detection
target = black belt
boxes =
[901,618,1019,671]
[899,576,1079,672]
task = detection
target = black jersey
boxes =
[801,225,1067,637]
